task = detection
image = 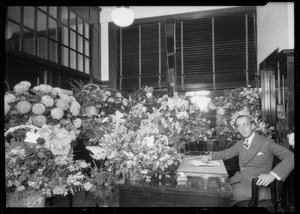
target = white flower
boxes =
[38,124,75,156]
[105,91,111,96]
[51,107,64,120]
[73,118,82,128]
[287,133,294,148]
[16,185,26,192]
[4,102,10,115]
[86,146,106,160]
[41,95,54,107]
[4,93,16,104]
[70,101,81,116]
[13,81,31,94]
[116,92,122,98]
[33,84,53,94]
[56,98,70,110]
[86,106,98,116]
[80,161,88,168]
[122,98,128,106]
[83,182,93,191]
[52,87,63,96]
[146,93,152,98]
[157,98,163,104]
[216,107,225,115]
[176,111,189,119]
[32,115,47,127]
[15,101,31,114]
[107,97,115,103]
[32,103,46,115]
[143,136,155,148]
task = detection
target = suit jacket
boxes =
[211,132,294,199]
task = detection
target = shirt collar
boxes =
[245,132,255,146]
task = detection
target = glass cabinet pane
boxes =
[85,57,90,74]
[38,6,47,12]
[70,11,76,31]
[78,54,83,72]
[7,21,20,50]
[70,30,76,50]
[61,46,69,67]
[61,7,68,26]
[70,50,76,69]
[37,11,47,36]
[23,28,35,55]
[77,17,83,35]
[49,6,57,18]
[8,6,21,23]
[84,39,89,56]
[78,35,83,53]
[37,36,47,59]
[61,26,69,46]
[84,22,89,38]
[24,7,35,29]
[49,18,57,40]
[49,40,57,63]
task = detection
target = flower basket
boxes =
[125,173,143,185]
[6,190,46,207]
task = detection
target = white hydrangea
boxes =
[51,107,64,120]
[122,98,128,107]
[32,103,46,115]
[4,93,16,104]
[52,87,63,96]
[41,95,55,107]
[70,101,81,116]
[59,94,72,103]
[116,92,122,98]
[73,118,82,128]
[32,115,47,127]
[56,98,70,111]
[15,101,31,114]
[13,81,31,94]
[33,84,53,94]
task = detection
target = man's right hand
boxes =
[200,155,211,161]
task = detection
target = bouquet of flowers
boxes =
[5,134,93,207]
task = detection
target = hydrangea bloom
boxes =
[73,118,82,129]
[4,93,16,104]
[32,115,47,127]
[13,81,31,94]
[41,95,55,107]
[32,103,46,115]
[15,101,31,114]
[33,84,53,94]
[56,98,70,111]
[52,87,63,96]
[51,107,64,120]
[70,101,81,116]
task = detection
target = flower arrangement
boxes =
[4,81,91,207]
[209,86,275,149]
[72,83,128,145]
[4,81,82,155]
[5,132,93,207]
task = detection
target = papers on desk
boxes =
[190,159,221,167]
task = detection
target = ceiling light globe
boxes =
[111,7,135,27]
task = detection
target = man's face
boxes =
[236,116,253,138]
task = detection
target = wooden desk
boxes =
[118,175,232,207]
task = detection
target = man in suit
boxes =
[201,110,294,206]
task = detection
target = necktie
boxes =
[244,139,249,150]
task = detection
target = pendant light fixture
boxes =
[111,6,135,27]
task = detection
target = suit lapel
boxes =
[242,133,261,166]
